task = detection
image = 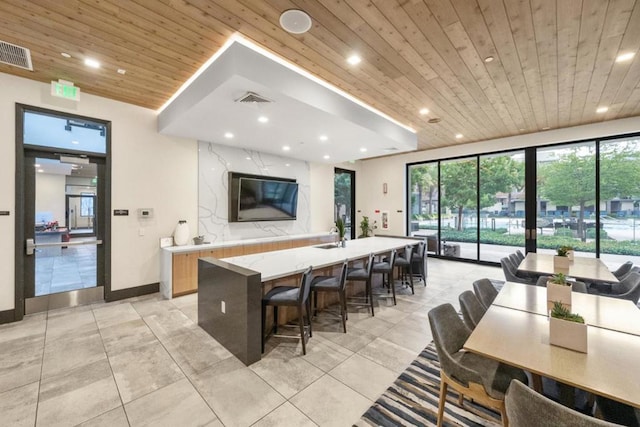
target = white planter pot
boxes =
[173,220,190,246]
[549,316,588,353]
[547,281,572,310]
[553,255,570,271]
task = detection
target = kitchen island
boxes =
[198,236,422,365]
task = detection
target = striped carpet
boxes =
[356,343,502,427]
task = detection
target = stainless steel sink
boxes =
[315,243,340,249]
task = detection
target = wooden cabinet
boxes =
[172,252,200,297]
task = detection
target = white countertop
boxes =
[162,232,334,254]
[218,236,420,281]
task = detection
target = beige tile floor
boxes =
[0,258,504,426]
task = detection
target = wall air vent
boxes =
[235,91,273,103]
[0,40,33,71]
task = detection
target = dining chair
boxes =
[428,303,528,427]
[261,266,313,355]
[473,278,499,310]
[346,253,375,316]
[310,259,349,333]
[612,261,634,280]
[506,379,620,427]
[500,257,536,285]
[458,290,486,329]
[589,272,640,304]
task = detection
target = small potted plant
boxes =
[560,245,575,261]
[546,273,572,309]
[549,301,587,353]
[359,216,373,238]
[335,217,346,247]
[554,246,571,271]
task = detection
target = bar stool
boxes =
[394,244,415,294]
[261,266,313,355]
[411,241,428,286]
[373,249,397,305]
[310,259,349,333]
[346,253,375,316]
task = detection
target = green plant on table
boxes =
[556,246,569,257]
[550,301,585,324]
[549,273,569,286]
[335,217,346,239]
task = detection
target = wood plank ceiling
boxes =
[1,0,639,151]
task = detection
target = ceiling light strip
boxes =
[157,33,416,134]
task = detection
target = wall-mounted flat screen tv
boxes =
[228,172,298,222]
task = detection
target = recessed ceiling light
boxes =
[245,157,251,160]
[285,163,291,167]
[455,133,463,139]
[279,9,312,34]
[360,147,367,152]
[61,52,71,58]
[84,58,101,68]
[347,54,361,65]
[37,169,44,173]
[419,108,429,115]
[117,69,126,75]
[282,145,290,151]
[319,135,328,141]
[258,116,269,123]
[224,132,234,138]
[616,52,635,63]
[484,56,494,63]
[596,106,609,114]
[323,155,330,159]
[71,140,79,144]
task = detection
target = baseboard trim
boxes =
[0,309,16,324]
[107,282,159,302]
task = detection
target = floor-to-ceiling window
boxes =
[536,142,596,257]
[440,158,477,260]
[598,137,640,267]
[334,168,355,240]
[479,151,525,262]
[406,132,640,269]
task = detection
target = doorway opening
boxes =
[15,104,111,318]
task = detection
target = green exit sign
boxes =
[50,80,80,101]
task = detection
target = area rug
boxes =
[356,342,501,427]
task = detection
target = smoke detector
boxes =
[279,10,312,34]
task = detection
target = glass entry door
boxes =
[24,152,105,307]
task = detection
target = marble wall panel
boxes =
[198,141,311,242]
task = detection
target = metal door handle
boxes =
[26,238,103,255]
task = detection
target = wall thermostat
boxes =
[138,208,154,219]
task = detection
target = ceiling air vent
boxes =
[235,91,273,103]
[428,117,442,124]
[0,40,33,71]
[383,147,399,152]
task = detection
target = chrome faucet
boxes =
[329,226,338,234]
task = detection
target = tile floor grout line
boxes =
[32,310,50,427]
[135,302,226,426]
[90,305,132,426]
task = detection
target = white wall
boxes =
[0,73,198,310]
[359,117,640,237]
[35,173,66,227]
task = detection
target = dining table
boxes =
[517,252,618,283]
[464,280,640,409]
